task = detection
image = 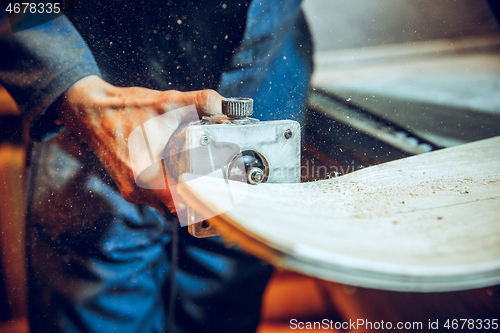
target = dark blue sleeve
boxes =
[0,10,100,133]
[218,0,313,122]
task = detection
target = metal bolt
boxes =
[247,167,265,185]
[200,135,209,146]
[284,129,293,140]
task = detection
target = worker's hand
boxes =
[53,75,223,215]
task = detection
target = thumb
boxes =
[168,89,224,117]
[194,89,225,116]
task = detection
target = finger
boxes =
[154,188,186,216]
[131,186,177,216]
[168,89,224,117]
[195,89,224,116]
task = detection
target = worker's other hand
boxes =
[53,75,223,215]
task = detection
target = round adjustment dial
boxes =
[222,98,253,118]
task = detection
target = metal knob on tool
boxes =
[222,98,253,119]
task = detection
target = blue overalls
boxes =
[0,1,313,331]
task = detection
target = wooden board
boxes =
[177,136,500,292]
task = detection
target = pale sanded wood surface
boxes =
[177,136,500,292]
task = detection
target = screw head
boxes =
[247,167,265,185]
[200,135,209,146]
[284,129,293,140]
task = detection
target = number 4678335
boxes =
[5,2,61,14]
[444,319,498,330]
